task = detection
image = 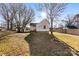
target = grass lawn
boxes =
[0,32,30,56]
[0,31,15,38]
[53,32,79,55]
[0,31,78,56]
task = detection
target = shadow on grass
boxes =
[53,34,79,56]
[25,32,74,56]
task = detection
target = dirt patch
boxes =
[25,32,73,56]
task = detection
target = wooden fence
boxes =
[53,28,79,35]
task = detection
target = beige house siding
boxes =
[36,20,49,31]
[30,26,36,31]
[30,19,49,31]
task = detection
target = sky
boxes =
[26,3,79,27]
[55,3,79,27]
[26,3,79,23]
[1,3,79,27]
[62,3,79,18]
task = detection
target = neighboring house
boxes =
[0,27,6,31]
[24,24,30,32]
[30,19,50,31]
[72,14,79,28]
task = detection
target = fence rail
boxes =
[53,28,79,35]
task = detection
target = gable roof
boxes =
[40,19,50,24]
[30,19,49,27]
[30,23,38,27]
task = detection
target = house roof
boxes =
[75,14,79,17]
[30,23,38,27]
[40,19,50,24]
[73,14,79,21]
[30,19,49,27]
[0,26,5,29]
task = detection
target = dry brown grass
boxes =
[53,32,79,55]
[0,32,30,56]
[0,31,77,56]
[0,31,15,38]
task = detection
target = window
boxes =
[43,25,46,29]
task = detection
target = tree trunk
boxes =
[50,18,55,39]
[7,20,9,30]
[50,18,53,34]
[17,27,21,33]
[10,20,13,30]
[21,27,24,33]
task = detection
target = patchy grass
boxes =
[0,31,15,38]
[53,32,79,55]
[25,32,73,56]
[0,33,30,56]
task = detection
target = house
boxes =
[30,19,50,31]
[0,27,6,31]
[72,14,79,28]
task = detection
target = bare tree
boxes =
[38,3,67,34]
[0,4,10,30]
[0,3,16,30]
[59,24,64,29]
[0,3,35,32]
[13,4,35,32]
[62,15,77,29]
[9,4,16,30]
[21,9,35,32]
